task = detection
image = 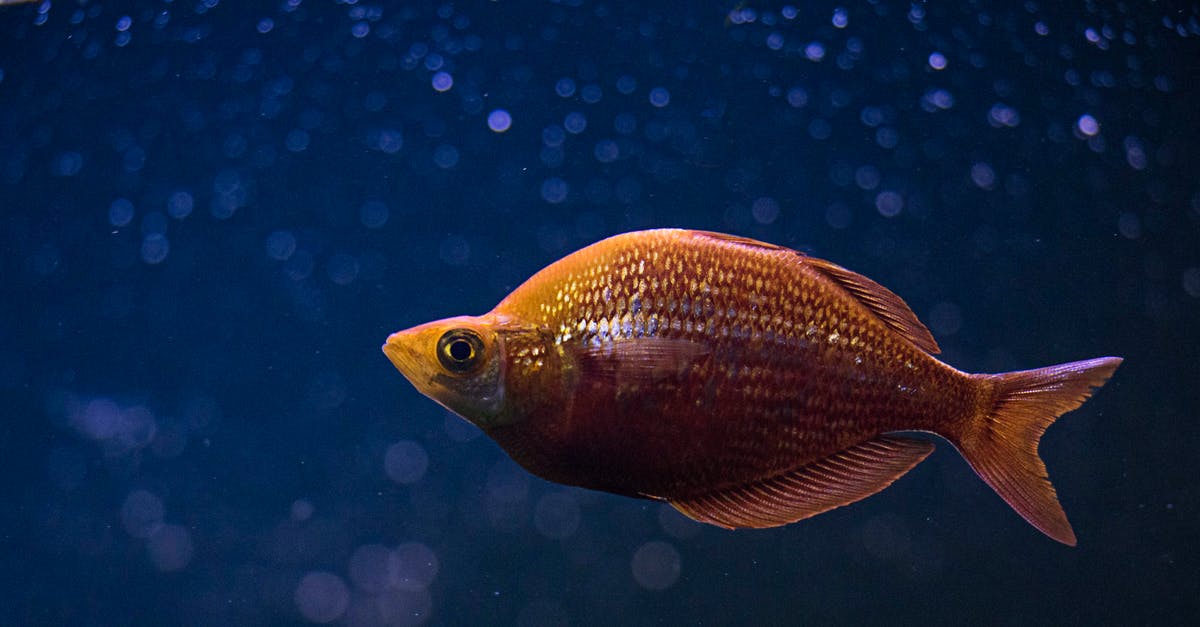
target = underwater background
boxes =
[2,0,1198,624]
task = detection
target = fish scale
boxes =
[384,229,1122,545]
[495,231,956,452]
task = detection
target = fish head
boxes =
[383,314,515,428]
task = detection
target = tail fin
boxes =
[958,356,1123,546]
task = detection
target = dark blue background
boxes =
[2,0,1198,624]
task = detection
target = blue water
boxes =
[2,1,1197,624]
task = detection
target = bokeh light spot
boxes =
[433,144,460,169]
[1117,212,1142,240]
[291,499,314,522]
[564,112,587,134]
[109,198,135,227]
[487,110,512,133]
[384,440,429,485]
[751,197,780,225]
[390,542,439,591]
[631,541,681,590]
[166,191,194,219]
[438,234,471,266]
[348,543,394,594]
[373,129,403,154]
[875,190,903,217]
[832,7,848,28]
[431,71,453,92]
[593,139,619,163]
[555,78,576,98]
[141,233,170,265]
[52,151,83,177]
[121,489,164,539]
[581,84,602,104]
[970,162,996,190]
[266,230,297,261]
[1077,114,1100,137]
[359,201,389,229]
[295,571,350,624]
[786,87,808,108]
[540,177,569,204]
[533,492,581,539]
[326,253,359,285]
[147,524,194,572]
[648,87,670,108]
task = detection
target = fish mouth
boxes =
[382,330,420,380]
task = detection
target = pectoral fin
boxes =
[670,435,934,529]
[575,337,710,384]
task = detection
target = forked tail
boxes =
[957,356,1123,545]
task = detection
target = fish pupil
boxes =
[437,329,483,373]
[449,339,473,361]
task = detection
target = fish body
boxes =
[384,229,1121,545]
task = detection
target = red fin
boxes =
[958,356,1123,546]
[575,338,709,383]
[805,258,941,355]
[669,435,934,529]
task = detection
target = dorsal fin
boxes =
[669,435,935,529]
[689,231,939,354]
[805,258,941,354]
[689,230,791,252]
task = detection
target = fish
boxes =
[382,229,1121,545]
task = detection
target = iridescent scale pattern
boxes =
[489,230,974,498]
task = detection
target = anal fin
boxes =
[670,435,935,529]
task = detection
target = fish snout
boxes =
[382,330,422,379]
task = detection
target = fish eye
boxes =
[436,329,484,373]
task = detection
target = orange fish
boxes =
[383,229,1121,545]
